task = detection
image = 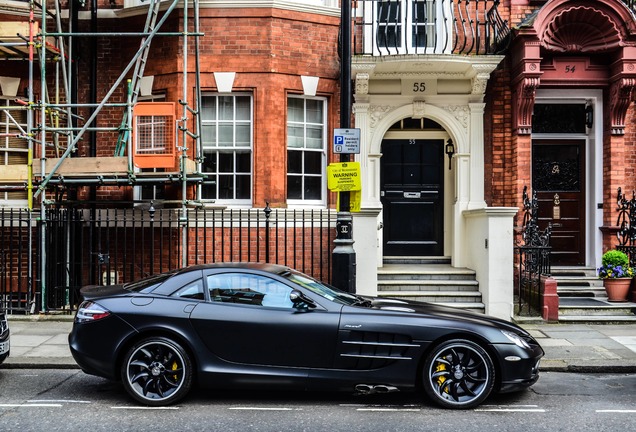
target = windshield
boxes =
[124,269,179,293]
[284,270,360,306]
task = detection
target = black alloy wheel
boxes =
[121,336,193,406]
[422,339,495,409]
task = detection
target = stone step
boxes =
[377,261,483,313]
[378,264,476,281]
[383,256,451,265]
[533,267,636,323]
[556,286,607,297]
[379,290,483,303]
[557,315,636,323]
[378,279,479,292]
[557,297,636,323]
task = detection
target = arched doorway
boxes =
[380,117,449,256]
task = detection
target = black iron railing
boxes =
[353,0,510,56]
[0,204,336,314]
[616,187,636,267]
[0,208,34,314]
[515,186,551,317]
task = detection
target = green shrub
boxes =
[601,250,630,267]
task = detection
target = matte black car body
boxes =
[69,263,543,409]
[0,308,9,364]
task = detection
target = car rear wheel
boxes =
[121,336,193,406]
[422,339,495,409]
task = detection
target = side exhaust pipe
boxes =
[355,384,400,395]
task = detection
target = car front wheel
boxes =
[422,339,495,409]
[121,336,193,406]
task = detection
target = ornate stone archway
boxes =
[512,0,636,135]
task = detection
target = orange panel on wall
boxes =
[133,102,176,169]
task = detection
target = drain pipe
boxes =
[88,0,98,287]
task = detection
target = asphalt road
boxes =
[0,370,635,432]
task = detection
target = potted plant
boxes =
[598,249,634,302]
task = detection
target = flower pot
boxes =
[603,278,632,302]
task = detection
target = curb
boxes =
[6,314,75,322]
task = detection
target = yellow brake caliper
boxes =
[435,359,448,393]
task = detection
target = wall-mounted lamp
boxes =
[445,138,455,170]
[585,103,594,129]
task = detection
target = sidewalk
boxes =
[1,315,636,372]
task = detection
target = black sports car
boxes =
[0,308,9,364]
[69,263,543,409]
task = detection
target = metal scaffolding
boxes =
[0,0,204,311]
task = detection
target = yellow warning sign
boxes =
[327,162,361,192]
[336,190,361,212]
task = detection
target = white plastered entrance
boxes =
[350,60,518,320]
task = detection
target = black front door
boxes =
[380,139,444,256]
[532,139,586,266]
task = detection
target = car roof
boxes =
[176,262,293,276]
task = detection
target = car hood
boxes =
[367,297,530,335]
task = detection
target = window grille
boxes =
[132,102,176,169]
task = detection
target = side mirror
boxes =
[290,290,316,309]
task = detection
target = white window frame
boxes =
[199,93,253,207]
[0,97,28,207]
[286,95,327,207]
[361,0,453,56]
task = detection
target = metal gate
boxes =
[1,204,335,314]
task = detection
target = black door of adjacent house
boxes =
[532,139,586,266]
[380,139,444,256]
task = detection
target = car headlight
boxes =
[501,330,531,349]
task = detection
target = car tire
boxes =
[422,339,495,409]
[121,336,193,406]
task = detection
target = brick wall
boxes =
[68,8,341,205]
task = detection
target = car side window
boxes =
[207,273,293,308]
[171,279,205,300]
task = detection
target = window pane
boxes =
[287,175,302,199]
[235,97,250,120]
[202,150,217,172]
[201,175,217,199]
[236,152,251,173]
[378,1,400,21]
[218,152,233,173]
[219,96,234,120]
[288,98,304,122]
[236,174,251,199]
[288,150,302,174]
[201,124,216,146]
[218,175,233,199]
[304,151,322,174]
[306,125,323,149]
[288,126,304,148]
[201,97,216,120]
[306,99,323,123]
[533,104,585,134]
[218,125,233,147]
[235,124,250,147]
[304,177,322,200]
